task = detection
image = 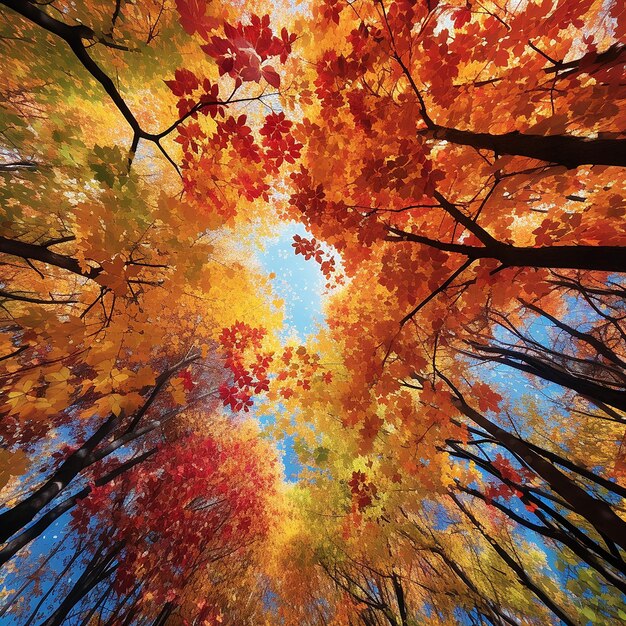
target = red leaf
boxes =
[178,369,194,392]
[452,7,472,28]
[165,68,199,97]
[262,65,281,88]
[175,0,217,39]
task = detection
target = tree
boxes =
[1,0,292,622]
[273,0,626,621]
[36,426,279,626]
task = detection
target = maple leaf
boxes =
[6,379,36,412]
[261,112,291,140]
[492,454,523,484]
[165,68,200,97]
[322,0,343,24]
[178,369,194,392]
[94,256,135,297]
[280,387,294,400]
[0,449,29,490]
[473,382,503,413]
[201,16,292,87]
[452,7,472,28]
[175,0,218,40]
[261,65,280,88]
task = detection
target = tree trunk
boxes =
[455,398,626,552]
[0,235,100,279]
[451,494,578,626]
[0,448,155,566]
[428,125,626,168]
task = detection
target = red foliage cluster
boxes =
[216,114,261,162]
[178,369,194,391]
[321,0,343,24]
[314,50,369,111]
[75,435,276,605]
[260,112,302,171]
[201,15,295,87]
[166,70,223,119]
[166,5,298,221]
[217,325,333,407]
[288,166,384,271]
[292,234,342,287]
[349,470,378,511]
[485,454,535,506]
[175,0,220,39]
[292,234,324,263]
[218,322,272,412]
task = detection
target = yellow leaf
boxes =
[0,449,29,490]
[133,366,156,389]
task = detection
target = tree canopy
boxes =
[1,0,626,624]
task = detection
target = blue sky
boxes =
[256,221,332,481]
[258,220,328,338]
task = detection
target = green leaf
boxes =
[580,606,597,623]
[313,446,330,466]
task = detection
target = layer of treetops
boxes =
[1,0,626,624]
